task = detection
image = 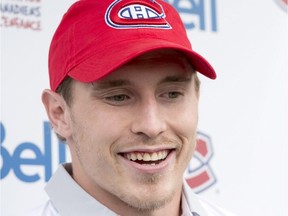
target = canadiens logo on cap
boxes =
[105,0,171,29]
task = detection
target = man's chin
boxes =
[118,184,177,212]
[124,193,174,212]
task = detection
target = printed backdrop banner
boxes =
[1,0,287,215]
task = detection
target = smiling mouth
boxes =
[120,150,173,165]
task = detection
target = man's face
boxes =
[65,51,199,213]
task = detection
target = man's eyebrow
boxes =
[91,75,191,90]
[91,79,134,90]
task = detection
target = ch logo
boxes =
[105,0,171,29]
[185,131,217,193]
[119,5,161,19]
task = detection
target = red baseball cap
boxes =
[49,0,216,91]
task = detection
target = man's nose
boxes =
[130,99,167,138]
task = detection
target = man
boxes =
[33,0,236,215]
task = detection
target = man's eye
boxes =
[106,95,129,102]
[167,92,183,98]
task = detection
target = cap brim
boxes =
[68,38,216,82]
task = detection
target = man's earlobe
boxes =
[41,90,71,139]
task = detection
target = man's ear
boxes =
[41,90,72,139]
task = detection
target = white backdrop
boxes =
[1,0,287,215]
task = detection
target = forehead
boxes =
[67,50,197,100]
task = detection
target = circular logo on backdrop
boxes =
[184,132,217,193]
[274,0,288,12]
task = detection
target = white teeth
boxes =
[131,153,137,161]
[151,152,158,161]
[162,151,168,159]
[143,153,151,161]
[137,153,143,160]
[125,150,170,162]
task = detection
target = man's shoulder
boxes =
[24,201,60,216]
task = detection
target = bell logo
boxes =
[185,131,217,193]
[105,0,171,29]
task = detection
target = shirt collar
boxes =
[181,190,194,216]
[45,164,117,216]
[182,180,209,216]
[46,164,208,216]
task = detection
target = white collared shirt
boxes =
[27,164,236,216]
